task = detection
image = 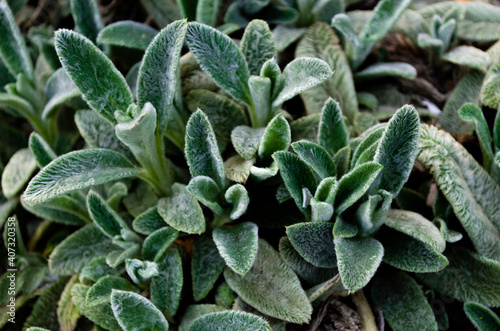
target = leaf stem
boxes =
[352,290,378,331]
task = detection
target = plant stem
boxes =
[352,290,378,331]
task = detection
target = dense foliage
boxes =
[1,0,500,330]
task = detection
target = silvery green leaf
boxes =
[86,276,137,307]
[334,162,383,214]
[417,124,500,261]
[214,282,236,309]
[258,113,291,162]
[186,110,225,190]
[335,237,383,292]
[142,227,178,262]
[24,149,139,205]
[354,0,412,69]
[291,113,321,142]
[213,222,258,275]
[151,248,183,318]
[260,58,281,97]
[70,0,104,44]
[72,284,121,331]
[371,105,420,196]
[158,183,205,234]
[137,20,187,131]
[225,184,250,220]
[434,218,463,244]
[192,236,225,301]
[132,206,165,235]
[416,246,500,306]
[54,29,132,124]
[464,302,500,331]
[241,19,276,76]
[19,266,46,294]
[296,23,358,119]
[286,222,336,268]
[141,0,180,26]
[381,228,448,273]
[318,98,350,156]
[21,194,89,225]
[123,180,159,217]
[351,127,384,168]
[0,93,36,125]
[333,146,351,178]
[87,190,129,238]
[371,273,438,331]
[314,177,337,205]
[42,68,81,119]
[0,0,33,80]
[354,62,417,81]
[179,305,227,331]
[273,151,317,217]
[333,216,358,239]
[458,103,494,171]
[249,161,279,181]
[292,140,336,179]
[195,0,220,26]
[97,21,158,50]
[224,239,312,324]
[57,275,80,331]
[272,57,333,108]
[385,209,445,252]
[480,68,500,109]
[310,198,334,222]
[224,155,255,184]
[440,70,483,134]
[49,223,116,275]
[126,258,159,284]
[29,132,56,168]
[111,290,169,331]
[442,46,492,72]
[80,257,124,284]
[2,148,37,199]
[190,311,271,331]
[357,92,378,110]
[330,14,360,65]
[279,236,336,285]
[273,25,306,53]
[248,76,272,127]
[186,22,250,103]
[107,245,140,269]
[186,89,248,140]
[187,176,224,215]
[231,125,265,160]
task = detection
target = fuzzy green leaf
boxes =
[158,183,205,234]
[140,0,180,27]
[296,23,358,119]
[318,98,350,156]
[273,25,306,53]
[273,57,333,108]
[57,275,80,331]
[464,302,500,331]
[286,222,336,268]
[258,113,291,162]
[371,273,438,331]
[351,128,384,168]
[125,258,158,283]
[335,237,384,292]
[187,176,223,215]
[0,0,33,80]
[224,155,255,185]
[24,149,138,205]
[273,151,317,217]
[385,209,446,253]
[372,105,420,196]
[333,216,358,239]
[87,190,129,238]
[97,21,158,50]
[2,148,37,199]
[111,290,169,330]
[151,248,183,318]
[442,46,492,72]
[70,0,103,44]
[186,22,250,103]
[186,110,225,190]
[224,239,312,324]
[80,256,124,283]
[381,228,449,273]
[224,184,250,220]
[231,126,265,160]
[54,29,132,124]
[417,124,500,261]
[241,19,276,76]
[132,206,165,235]
[292,140,336,179]
[195,0,220,26]
[190,311,271,331]
[142,227,178,262]
[213,222,258,275]
[416,246,500,307]
[42,68,81,118]
[49,223,116,275]
[354,62,417,81]
[334,162,383,214]
[29,132,56,168]
[192,236,225,301]
[138,20,187,131]
[179,305,227,331]
[72,284,121,331]
[86,276,137,307]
